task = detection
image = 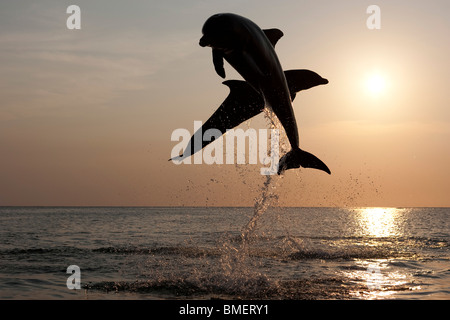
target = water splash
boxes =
[240,107,288,243]
[159,107,291,297]
[84,109,306,299]
[204,107,291,296]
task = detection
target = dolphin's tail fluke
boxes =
[277,148,331,175]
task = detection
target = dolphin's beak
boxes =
[199,36,208,47]
[321,78,329,85]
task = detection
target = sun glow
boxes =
[366,73,387,96]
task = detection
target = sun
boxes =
[366,73,387,96]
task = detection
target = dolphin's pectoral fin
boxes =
[199,80,263,147]
[263,29,284,47]
[284,69,329,101]
[169,154,184,162]
[278,148,331,175]
[220,80,265,128]
[172,80,264,160]
[213,49,226,78]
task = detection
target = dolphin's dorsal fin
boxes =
[263,28,284,47]
[212,49,225,78]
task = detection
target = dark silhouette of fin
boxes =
[169,69,329,161]
[213,49,225,78]
[170,80,263,161]
[216,80,265,130]
[263,29,284,47]
[277,148,331,175]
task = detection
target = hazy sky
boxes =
[1,0,449,207]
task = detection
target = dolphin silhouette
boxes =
[171,26,328,163]
[199,13,330,175]
[170,69,328,162]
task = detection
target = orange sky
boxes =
[0,1,449,207]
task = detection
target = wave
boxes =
[0,245,216,257]
[216,234,449,246]
[83,273,416,300]
[0,236,449,260]
[92,245,219,257]
[286,247,406,260]
[0,247,86,256]
[83,276,351,299]
[1,234,446,261]
[91,244,410,261]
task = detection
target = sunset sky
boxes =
[1,0,449,207]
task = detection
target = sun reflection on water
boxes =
[343,208,420,299]
[345,259,414,300]
[356,207,406,238]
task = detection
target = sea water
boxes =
[0,206,448,300]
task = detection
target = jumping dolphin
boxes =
[171,25,328,163]
[199,13,330,175]
[170,69,328,162]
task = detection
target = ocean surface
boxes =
[0,206,448,300]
